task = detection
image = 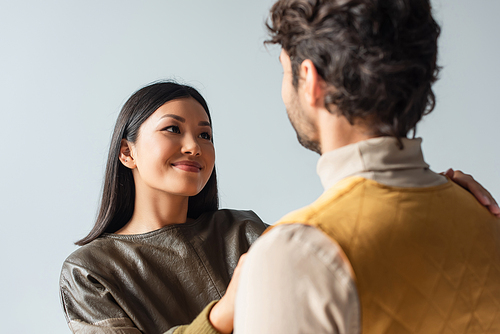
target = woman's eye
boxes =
[164,125,180,134]
[199,132,211,140]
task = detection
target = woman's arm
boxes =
[172,255,248,334]
[60,261,142,333]
[61,261,225,334]
[167,301,220,334]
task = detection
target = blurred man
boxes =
[234,0,500,333]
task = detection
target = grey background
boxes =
[1,0,498,332]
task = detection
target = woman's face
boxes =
[129,97,215,198]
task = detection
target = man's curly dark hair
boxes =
[266,0,441,140]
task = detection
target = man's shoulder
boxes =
[272,176,368,227]
[246,223,356,300]
[253,224,345,268]
[257,224,333,250]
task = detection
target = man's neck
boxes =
[316,110,374,155]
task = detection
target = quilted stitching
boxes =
[276,177,500,334]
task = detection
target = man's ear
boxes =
[299,59,324,108]
[119,139,136,169]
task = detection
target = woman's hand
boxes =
[444,168,500,217]
[209,254,247,334]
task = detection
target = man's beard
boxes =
[296,132,321,155]
[286,105,322,155]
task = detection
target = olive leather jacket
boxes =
[60,209,267,334]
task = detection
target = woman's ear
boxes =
[119,139,136,169]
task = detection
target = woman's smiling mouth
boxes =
[171,160,202,173]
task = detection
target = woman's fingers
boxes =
[445,168,500,217]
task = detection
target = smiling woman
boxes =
[116,98,216,235]
[59,82,267,334]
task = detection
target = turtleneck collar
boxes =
[317,137,446,191]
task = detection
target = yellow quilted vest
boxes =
[270,176,500,334]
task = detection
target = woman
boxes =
[60,82,266,334]
[60,81,499,334]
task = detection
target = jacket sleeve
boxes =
[61,261,222,334]
[60,260,142,333]
[169,301,221,334]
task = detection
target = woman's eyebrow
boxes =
[159,114,210,127]
[160,114,185,122]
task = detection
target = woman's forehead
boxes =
[152,97,210,123]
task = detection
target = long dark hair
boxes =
[76,82,219,246]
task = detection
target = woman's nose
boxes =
[181,135,201,156]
